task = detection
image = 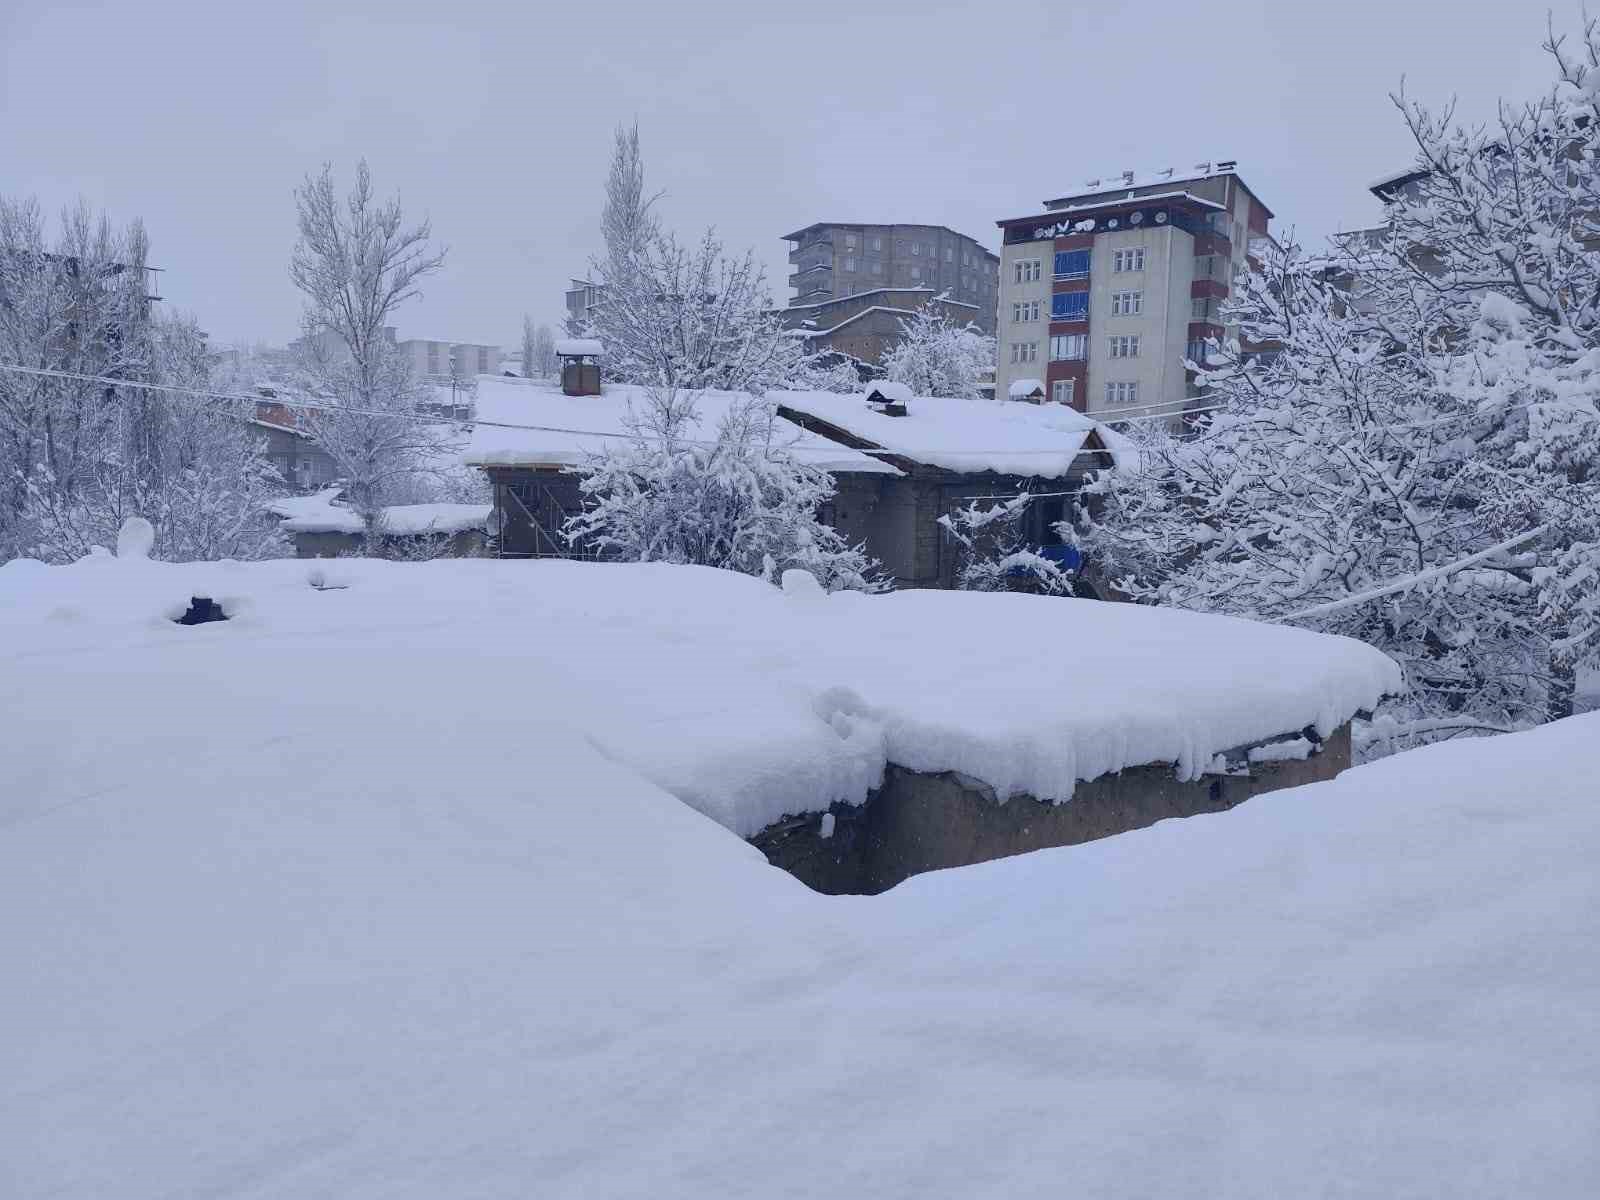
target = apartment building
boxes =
[397,338,500,383]
[992,163,1273,419]
[782,223,999,334]
[564,277,604,333]
[776,287,982,366]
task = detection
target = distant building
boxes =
[397,339,500,385]
[992,162,1274,420]
[776,287,982,366]
[564,278,604,333]
[781,224,998,334]
[250,395,339,491]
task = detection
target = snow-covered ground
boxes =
[1,554,1593,1197]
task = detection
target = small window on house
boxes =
[1195,255,1215,278]
[1009,341,1039,364]
[1014,259,1042,284]
[912,242,921,255]
[844,256,856,271]
[1113,248,1146,272]
[872,236,883,251]
[1051,379,1075,406]
[1011,299,1040,323]
[1110,290,1143,315]
[1105,381,1140,406]
[871,261,882,275]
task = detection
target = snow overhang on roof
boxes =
[554,338,604,357]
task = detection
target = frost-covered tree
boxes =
[939,494,1074,595]
[793,349,873,394]
[532,322,557,378]
[581,124,798,394]
[1083,22,1600,752]
[520,314,536,378]
[291,160,448,522]
[881,300,994,399]
[566,387,879,592]
[0,199,285,563]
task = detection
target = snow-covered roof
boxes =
[463,377,901,476]
[774,388,1116,477]
[796,305,920,339]
[268,488,491,536]
[1008,377,1045,398]
[9,554,1587,1197]
[2,555,1398,838]
[554,337,604,357]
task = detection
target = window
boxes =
[871,236,883,251]
[911,241,921,255]
[1113,247,1145,272]
[1051,292,1089,321]
[843,256,856,272]
[944,246,954,262]
[1111,290,1143,315]
[845,234,857,251]
[1050,333,1086,360]
[1192,297,1219,321]
[911,266,921,280]
[1009,341,1039,364]
[1108,335,1141,358]
[1014,258,1042,284]
[1194,255,1215,278]
[1054,250,1091,279]
[1051,379,1076,406]
[1105,381,1140,406]
[871,261,882,275]
[1011,299,1040,323]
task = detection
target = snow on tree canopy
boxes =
[775,387,1120,477]
[1,552,1592,1198]
[463,377,900,475]
[0,555,1397,838]
[554,337,604,357]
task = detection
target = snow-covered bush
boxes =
[567,387,880,592]
[939,494,1074,595]
[881,300,995,399]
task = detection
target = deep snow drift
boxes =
[0,554,1397,836]
[1,554,1593,1198]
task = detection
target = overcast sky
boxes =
[1,0,1579,350]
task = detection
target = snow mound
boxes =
[115,517,154,560]
[0,573,1593,1198]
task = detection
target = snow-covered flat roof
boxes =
[267,490,492,536]
[554,337,604,357]
[1008,377,1045,398]
[7,554,1590,1197]
[464,378,901,476]
[774,388,1115,477]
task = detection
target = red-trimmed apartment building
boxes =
[993,162,1273,420]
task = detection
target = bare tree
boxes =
[533,323,557,378]
[520,314,536,378]
[290,160,447,521]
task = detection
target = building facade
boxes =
[564,278,604,334]
[782,223,998,334]
[396,339,501,384]
[776,287,982,366]
[992,164,1273,419]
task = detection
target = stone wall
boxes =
[753,723,1351,895]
